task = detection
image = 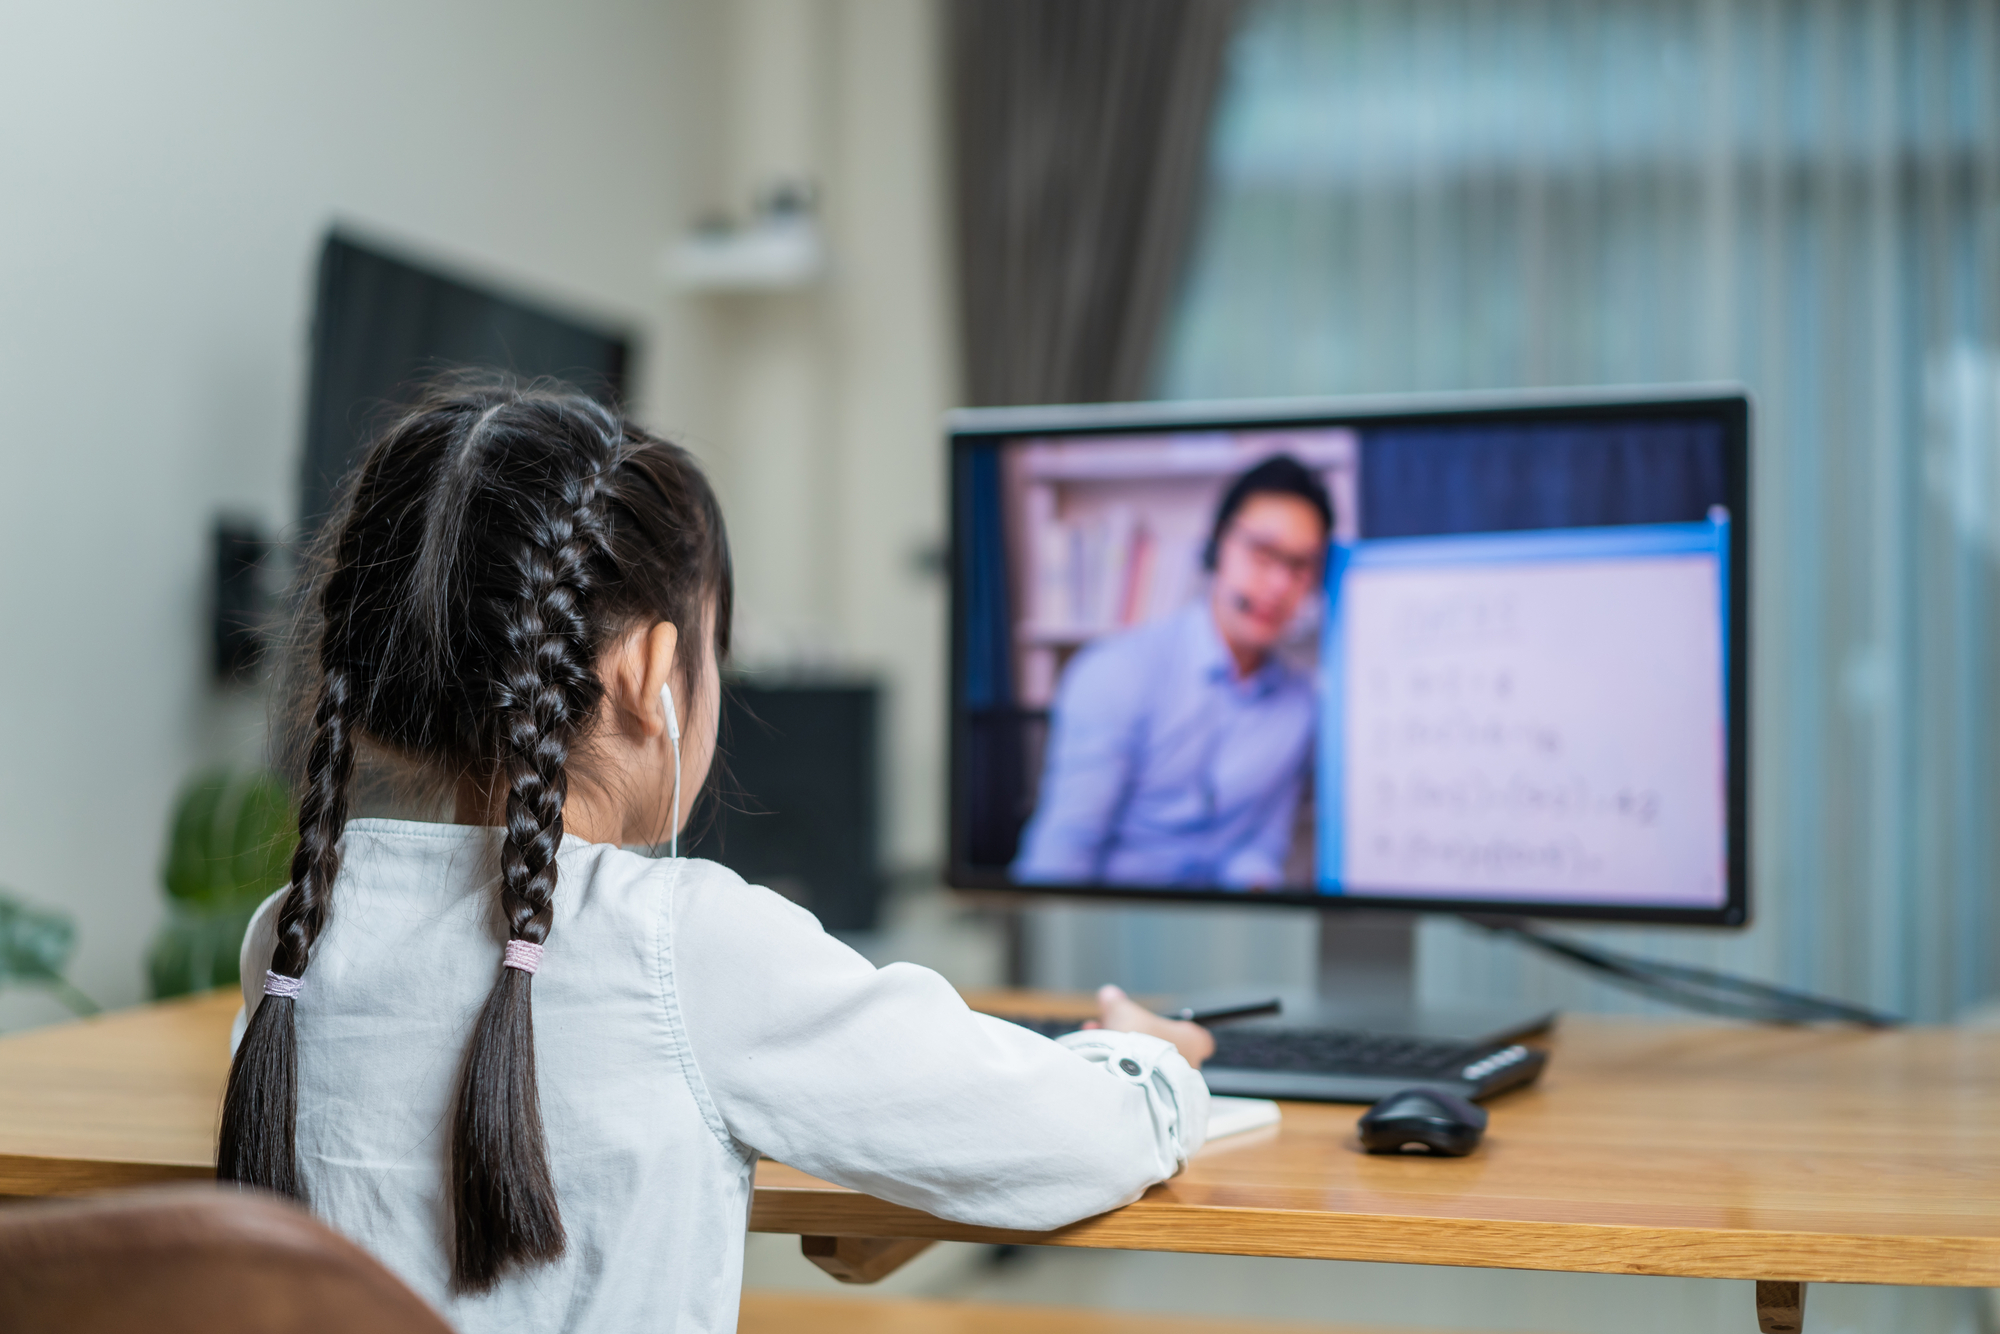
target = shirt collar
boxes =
[1182,600,1292,697]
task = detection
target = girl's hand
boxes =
[1082,984,1216,1069]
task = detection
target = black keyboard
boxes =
[1205,1027,1545,1102]
[991,1014,1547,1104]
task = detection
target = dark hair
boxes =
[1202,454,1336,570]
[217,382,732,1293]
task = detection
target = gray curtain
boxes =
[951,0,1245,406]
[1106,0,2000,1024]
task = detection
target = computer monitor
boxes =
[948,388,1749,928]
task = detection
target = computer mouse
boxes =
[1357,1087,1488,1157]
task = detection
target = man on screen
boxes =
[1012,456,1331,888]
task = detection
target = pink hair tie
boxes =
[503,940,544,975]
[263,970,304,999]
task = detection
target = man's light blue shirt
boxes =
[1012,601,1316,889]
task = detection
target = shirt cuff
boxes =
[1055,1029,1208,1171]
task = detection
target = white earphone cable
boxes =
[661,683,682,859]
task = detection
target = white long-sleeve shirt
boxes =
[232,819,1207,1333]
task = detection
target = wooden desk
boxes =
[3,989,1997,1329]
[0,990,233,1195]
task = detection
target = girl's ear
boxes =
[601,621,680,741]
[638,620,681,739]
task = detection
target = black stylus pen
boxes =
[1169,997,1282,1025]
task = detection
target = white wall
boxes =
[693,0,960,871]
[0,0,730,1017]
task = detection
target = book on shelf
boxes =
[1026,509,1197,642]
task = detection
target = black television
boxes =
[299,230,632,533]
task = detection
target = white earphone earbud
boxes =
[661,683,683,859]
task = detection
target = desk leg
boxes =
[1756,1280,1805,1334]
[800,1235,935,1284]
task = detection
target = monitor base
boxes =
[1317,909,1555,1044]
[1166,910,1555,1049]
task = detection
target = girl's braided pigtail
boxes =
[448,460,613,1291]
[217,646,355,1195]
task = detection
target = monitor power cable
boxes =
[1464,917,1902,1027]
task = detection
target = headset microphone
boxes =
[1231,592,1255,614]
[660,684,683,860]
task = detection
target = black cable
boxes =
[1463,916,1902,1027]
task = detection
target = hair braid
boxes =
[274,666,353,972]
[497,471,611,941]
[449,457,614,1291]
[217,581,358,1198]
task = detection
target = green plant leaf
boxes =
[0,893,74,981]
[151,767,296,999]
[161,768,297,909]
[162,769,228,903]
[0,891,98,1016]
[149,902,258,1001]
[229,773,296,901]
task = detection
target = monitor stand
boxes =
[1179,911,1554,1047]
[1308,911,1554,1044]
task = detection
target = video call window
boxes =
[954,414,1732,914]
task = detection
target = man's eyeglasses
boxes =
[1223,527,1325,583]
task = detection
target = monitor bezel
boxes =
[945,385,1752,927]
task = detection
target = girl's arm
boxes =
[668,864,1209,1233]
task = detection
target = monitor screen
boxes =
[948,391,1749,925]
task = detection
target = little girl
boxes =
[221,384,1213,1333]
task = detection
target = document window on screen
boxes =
[1322,517,1729,908]
[958,410,1736,917]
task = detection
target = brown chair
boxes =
[0,1185,453,1334]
